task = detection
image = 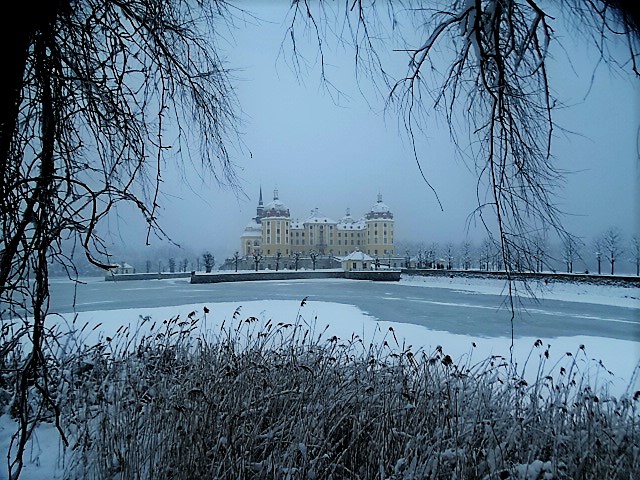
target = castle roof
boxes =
[263,189,290,218]
[366,193,393,220]
[241,220,262,237]
[304,208,336,225]
[342,250,374,262]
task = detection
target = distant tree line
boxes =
[398,227,640,276]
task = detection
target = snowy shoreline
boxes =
[399,273,640,309]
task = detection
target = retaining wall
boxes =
[105,272,192,282]
[190,270,401,284]
[401,269,640,287]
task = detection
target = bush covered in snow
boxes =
[48,305,640,480]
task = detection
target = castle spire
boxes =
[256,185,264,221]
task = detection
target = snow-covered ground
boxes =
[400,274,640,309]
[2,276,639,479]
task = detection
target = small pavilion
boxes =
[341,250,374,272]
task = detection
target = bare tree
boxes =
[445,242,455,270]
[291,251,302,271]
[562,235,582,274]
[0,2,241,476]
[252,251,262,272]
[631,235,640,276]
[286,0,639,334]
[168,258,176,273]
[593,235,604,275]
[532,234,548,273]
[480,238,496,271]
[427,242,439,269]
[602,227,624,275]
[460,240,473,270]
[309,250,318,270]
[202,252,215,274]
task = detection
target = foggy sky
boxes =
[105,3,640,267]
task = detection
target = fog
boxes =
[97,3,639,272]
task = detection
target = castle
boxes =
[240,188,395,260]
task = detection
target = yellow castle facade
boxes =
[240,188,395,259]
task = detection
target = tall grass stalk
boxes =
[14,304,640,479]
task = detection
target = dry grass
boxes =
[29,304,640,479]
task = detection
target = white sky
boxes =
[106,2,639,264]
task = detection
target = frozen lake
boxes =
[48,275,640,342]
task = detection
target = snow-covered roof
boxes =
[263,189,290,218]
[241,221,262,237]
[264,198,287,211]
[339,208,355,224]
[304,208,336,225]
[371,201,390,213]
[341,250,374,262]
[111,262,134,270]
[366,193,393,220]
[337,218,366,230]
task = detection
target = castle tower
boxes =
[365,193,394,257]
[261,189,291,256]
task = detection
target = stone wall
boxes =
[191,270,401,284]
[402,269,640,287]
[105,272,192,282]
